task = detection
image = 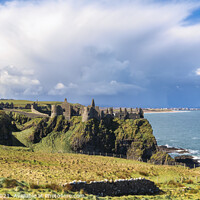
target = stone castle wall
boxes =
[31,103,49,117]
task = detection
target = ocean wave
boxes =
[192,137,200,140]
[164,145,200,157]
[176,149,184,152]
[188,149,200,154]
[169,153,181,158]
[164,144,199,154]
[164,144,173,148]
[192,156,200,163]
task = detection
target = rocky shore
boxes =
[159,145,190,154]
[159,145,200,168]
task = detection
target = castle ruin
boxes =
[51,98,83,120]
[50,98,144,122]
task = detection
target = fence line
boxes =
[77,150,127,159]
[75,150,194,168]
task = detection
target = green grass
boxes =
[0,99,62,108]
[0,145,200,199]
[33,130,74,153]
[0,99,34,105]
[0,111,200,199]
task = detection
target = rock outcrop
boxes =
[175,155,200,168]
[0,111,14,145]
[150,151,174,165]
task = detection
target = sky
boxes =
[1,0,200,107]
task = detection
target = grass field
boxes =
[0,145,200,199]
[0,99,62,107]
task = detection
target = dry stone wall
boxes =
[63,178,160,197]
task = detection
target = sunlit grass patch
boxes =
[0,145,200,199]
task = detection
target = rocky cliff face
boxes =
[115,119,157,161]
[0,111,13,145]
[69,117,158,161]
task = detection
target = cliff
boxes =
[68,118,158,161]
[0,111,173,164]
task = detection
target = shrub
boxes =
[139,171,149,176]
[29,183,40,189]
[167,180,183,187]
[2,179,19,188]
[63,184,73,192]
[15,186,23,192]
[189,189,199,194]
[44,183,62,192]
[183,179,194,184]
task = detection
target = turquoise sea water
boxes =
[145,111,200,160]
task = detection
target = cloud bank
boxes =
[1,0,200,107]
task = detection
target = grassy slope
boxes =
[12,128,35,147]
[33,116,83,153]
[0,145,200,199]
[33,131,73,153]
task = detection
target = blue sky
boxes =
[1,0,200,108]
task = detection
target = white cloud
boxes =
[195,68,200,75]
[48,82,78,95]
[0,65,41,97]
[55,83,66,90]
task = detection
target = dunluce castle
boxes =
[0,98,144,122]
[50,98,144,122]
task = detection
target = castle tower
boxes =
[109,107,113,115]
[100,110,104,119]
[82,107,90,122]
[61,98,71,120]
[91,99,95,108]
[130,108,133,113]
[139,108,144,118]
[119,108,122,113]
[124,108,128,115]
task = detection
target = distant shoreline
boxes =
[144,110,190,114]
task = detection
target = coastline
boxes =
[144,110,190,114]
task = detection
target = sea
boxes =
[145,111,200,161]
